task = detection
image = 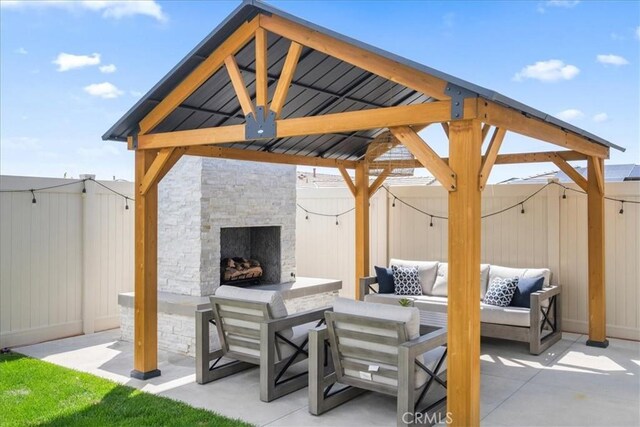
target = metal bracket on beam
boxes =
[445,83,477,121]
[245,106,276,140]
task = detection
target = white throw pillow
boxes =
[484,277,519,307]
[392,265,422,296]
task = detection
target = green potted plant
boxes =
[398,298,412,307]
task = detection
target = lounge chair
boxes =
[308,298,447,426]
[195,286,327,402]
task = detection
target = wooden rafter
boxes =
[224,55,256,117]
[255,27,268,111]
[390,126,457,191]
[551,154,588,192]
[137,100,477,150]
[479,101,609,158]
[479,127,506,190]
[184,145,357,169]
[338,165,356,196]
[259,14,449,100]
[270,41,303,118]
[368,166,391,196]
[138,17,259,135]
[371,150,588,170]
[139,148,176,195]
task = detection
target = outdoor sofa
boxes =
[360,259,562,355]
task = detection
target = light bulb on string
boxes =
[429,216,434,227]
[562,188,566,199]
[520,203,525,214]
[335,216,339,226]
[31,190,36,204]
[619,201,624,215]
[125,198,129,210]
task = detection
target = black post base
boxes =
[130,369,161,380]
[586,339,609,348]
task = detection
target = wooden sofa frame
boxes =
[359,277,562,355]
[195,296,328,402]
[308,313,448,427]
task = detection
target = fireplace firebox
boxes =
[220,226,281,286]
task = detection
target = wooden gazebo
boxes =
[103,1,624,424]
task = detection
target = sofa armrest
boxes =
[531,285,561,302]
[264,306,332,332]
[359,276,378,300]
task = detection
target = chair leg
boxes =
[308,327,364,415]
[397,346,416,427]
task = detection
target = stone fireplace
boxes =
[119,156,339,356]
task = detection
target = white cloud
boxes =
[596,54,629,66]
[53,52,101,72]
[593,113,609,123]
[15,47,28,55]
[1,1,167,22]
[513,59,580,82]
[83,82,124,99]
[538,1,580,12]
[545,0,580,7]
[99,64,117,73]
[555,109,584,121]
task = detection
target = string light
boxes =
[335,216,339,226]
[305,213,309,220]
[392,197,396,208]
[125,198,129,210]
[429,215,434,227]
[562,189,567,199]
[30,190,36,204]
[520,203,525,214]
[82,181,87,194]
[619,201,624,215]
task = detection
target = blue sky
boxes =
[1,0,638,182]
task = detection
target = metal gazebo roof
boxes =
[103,0,625,159]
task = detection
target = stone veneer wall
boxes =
[157,156,296,297]
[119,290,339,357]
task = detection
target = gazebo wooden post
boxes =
[586,156,608,347]
[447,119,482,425]
[354,161,370,300]
[131,149,161,379]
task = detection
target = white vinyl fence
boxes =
[1,175,638,347]
[0,176,134,348]
[297,181,640,340]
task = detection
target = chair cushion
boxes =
[510,276,545,308]
[389,259,439,294]
[489,265,551,287]
[481,303,531,327]
[214,285,288,319]
[392,265,422,296]
[484,277,519,307]
[374,266,395,294]
[430,263,491,299]
[333,298,420,340]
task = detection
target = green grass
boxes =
[0,352,252,427]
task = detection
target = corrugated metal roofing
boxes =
[499,164,640,184]
[103,0,625,158]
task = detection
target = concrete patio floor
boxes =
[15,329,640,426]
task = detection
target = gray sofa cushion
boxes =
[389,258,439,294]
